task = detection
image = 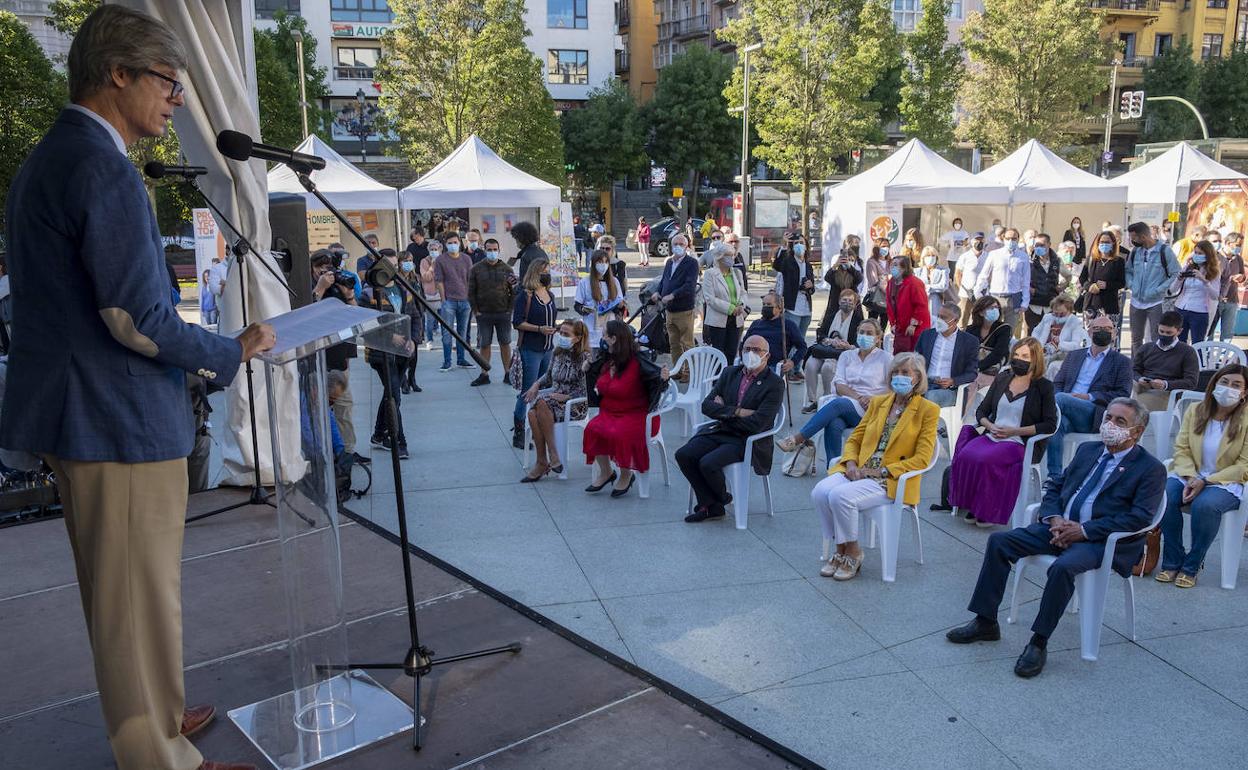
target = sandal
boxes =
[820,553,845,577]
[1154,569,1178,583]
[776,435,802,453]
[1175,572,1198,589]
[833,554,863,581]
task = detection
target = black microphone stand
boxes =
[289,161,517,750]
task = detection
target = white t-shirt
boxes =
[831,347,891,416]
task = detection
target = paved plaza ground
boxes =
[195,254,1248,768]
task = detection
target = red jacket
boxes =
[885,274,931,335]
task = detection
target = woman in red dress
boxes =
[583,320,669,498]
[885,254,931,353]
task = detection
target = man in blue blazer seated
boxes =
[946,398,1164,678]
[1045,313,1132,477]
[0,7,274,770]
[914,302,979,407]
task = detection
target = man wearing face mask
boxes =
[948,397,1164,678]
[435,233,474,372]
[1131,310,1199,412]
[975,227,1031,336]
[654,233,699,381]
[1024,233,1062,335]
[466,237,516,385]
[677,335,785,523]
[329,242,363,301]
[953,232,988,325]
[986,221,1005,252]
[1046,314,1133,477]
[743,291,807,374]
[1124,221,1180,357]
[465,228,486,265]
[915,303,979,408]
[1209,232,1245,342]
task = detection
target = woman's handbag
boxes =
[782,440,818,477]
[510,291,533,391]
[1132,528,1162,577]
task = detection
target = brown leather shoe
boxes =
[198,762,257,770]
[181,704,215,737]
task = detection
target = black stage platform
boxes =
[0,487,813,768]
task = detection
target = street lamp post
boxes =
[739,42,761,247]
[1101,59,1119,178]
[292,30,308,139]
[336,88,379,162]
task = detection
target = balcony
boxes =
[334,65,376,80]
[1120,54,1154,67]
[615,2,630,29]
[658,13,711,42]
[1088,0,1161,15]
[616,49,631,74]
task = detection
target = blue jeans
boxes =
[514,347,552,421]
[784,310,812,342]
[1207,301,1239,342]
[1160,477,1240,575]
[926,387,958,408]
[1047,392,1098,477]
[440,299,472,366]
[799,396,862,465]
[423,306,440,342]
[1177,308,1208,344]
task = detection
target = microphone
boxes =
[216,130,326,171]
[144,161,208,179]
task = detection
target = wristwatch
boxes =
[880,467,890,479]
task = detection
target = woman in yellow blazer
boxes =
[811,352,939,581]
[1158,363,1248,588]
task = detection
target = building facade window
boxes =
[1238,8,1248,43]
[892,0,920,31]
[548,0,588,28]
[331,0,393,23]
[255,0,300,19]
[948,0,963,19]
[334,45,380,79]
[1201,32,1224,59]
[548,49,589,84]
[1154,33,1172,55]
[1207,0,1228,8]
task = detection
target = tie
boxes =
[1067,453,1111,523]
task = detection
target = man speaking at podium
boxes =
[1,7,274,770]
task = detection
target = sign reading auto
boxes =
[332,23,390,37]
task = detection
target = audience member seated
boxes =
[947,398,1165,678]
[777,319,890,463]
[1131,310,1199,413]
[1029,297,1087,379]
[802,288,863,413]
[743,291,807,376]
[915,302,978,408]
[944,339,1057,527]
[810,353,939,581]
[583,320,669,498]
[1046,314,1132,477]
[1157,364,1248,588]
[678,335,785,523]
[967,295,1013,390]
[520,320,591,482]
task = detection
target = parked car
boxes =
[647,216,707,260]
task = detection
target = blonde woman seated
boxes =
[811,352,940,580]
[521,319,591,482]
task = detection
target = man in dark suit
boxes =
[947,398,1164,677]
[678,334,785,523]
[1,7,274,769]
[1046,313,1132,476]
[654,232,699,381]
[914,302,978,407]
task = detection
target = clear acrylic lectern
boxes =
[228,299,414,769]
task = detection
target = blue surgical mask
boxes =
[554,334,573,349]
[890,374,914,395]
[1192,252,1207,265]
[856,334,875,350]
[485,249,500,261]
[794,243,806,257]
[400,260,414,272]
[447,242,460,254]
[1033,245,1048,257]
[1004,239,1019,251]
[879,246,890,257]
[1098,242,1113,255]
[890,267,902,279]
[673,245,686,257]
[985,307,1001,322]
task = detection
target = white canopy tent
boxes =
[1115,142,1246,216]
[822,139,1010,255]
[977,139,1128,234]
[399,134,561,210]
[268,134,400,211]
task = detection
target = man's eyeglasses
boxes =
[146,69,185,99]
[742,345,768,355]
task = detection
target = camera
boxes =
[331,269,356,288]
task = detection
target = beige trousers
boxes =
[1132,384,1170,414]
[331,373,356,453]
[667,310,695,375]
[46,456,201,770]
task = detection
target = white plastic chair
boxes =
[522,396,592,480]
[1162,459,1248,590]
[671,346,727,435]
[638,382,680,498]
[823,449,938,582]
[1061,431,1103,467]
[1007,495,1166,661]
[1192,340,1247,369]
[1152,388,1202,461]
[1009,410,1061,528]
[936,383,972,459]
[685,404,786,530]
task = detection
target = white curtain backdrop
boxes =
[115,0,300,485]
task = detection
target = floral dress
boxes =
[535,350,590,423]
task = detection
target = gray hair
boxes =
[671,233,689,246]
[939,302,960,318]
[1107,397,1149,429]
[890,352,929,395]
[68,6,188,102]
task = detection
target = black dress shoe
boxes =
[1014,643,1047,678]
[929,502,952,512]
[470,373,490,386]
[684,505,726,523]
[610,474,636,498]
[946,617,1002,644]
[584,471,617,493]
[351,452,372,466]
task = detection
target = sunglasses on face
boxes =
[145,69,185,99]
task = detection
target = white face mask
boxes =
[553,334,573,350]
[673,245,686,257]
[1100,419,1133,448]
[595,262,608,275]
[1213,384,1243,408]
[742,351,764,370]
[935,318,950,334]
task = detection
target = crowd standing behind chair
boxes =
[1078,230,1126,326]
[1169,239,1221,345]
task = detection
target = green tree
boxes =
[1,11,67,231]
[898,0,964,150]
[1198,42,1248,139]
[644,45,738,219]
[254,10,332,147]
[721,0,899,239]
[45,0,95,35]
[1140,42,1200,142]
[378,0,564,185]
[561,79,648,190]
[959,0,1112,152]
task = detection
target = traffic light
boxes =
[1129,90,1145,119]
[1119,91,1133,120]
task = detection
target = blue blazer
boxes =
[1038,441,1165,568]
[658,255,698,312]
[1052,347,1132,424]
[1,108,242,463]
[914,328,978,387]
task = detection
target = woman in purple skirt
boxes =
[949,338,1057,527]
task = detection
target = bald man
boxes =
[678,335,785,523]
